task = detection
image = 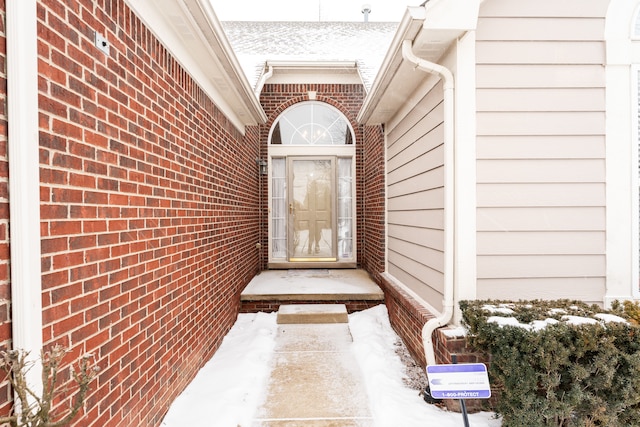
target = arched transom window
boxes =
[270,102,353,145]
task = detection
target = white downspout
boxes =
[402,40,455,366]
[7,0,43,390]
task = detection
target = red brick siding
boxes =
[381,275,482,368]
[361,124,385,280]
[0,0,11,416]
[433,328,490,412]
[258,84,366,268]
[379,275,435,368]
[36,1,259,425]
[433,329,482,365]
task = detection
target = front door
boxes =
[267,101,356,267]
[288,157,336,261]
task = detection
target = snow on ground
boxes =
[349,306,500,427]
[160,312,277,427]
[161,305,501,427]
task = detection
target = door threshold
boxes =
[268,262,356,269]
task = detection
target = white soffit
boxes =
[359,0,480,125]
[124,0,266,132]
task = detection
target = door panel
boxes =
[289,158,336,261]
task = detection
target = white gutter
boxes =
[402,39,455,366]
[254,65,274,97]
[7,0,43,391]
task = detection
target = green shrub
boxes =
[611,300,640,326]
[460,299,640,427]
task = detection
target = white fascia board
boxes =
[267,73,361,85]
[266,60,358,70]
[124,0,266,133]
[263,61,360,85]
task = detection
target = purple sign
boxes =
[427,363,491,399]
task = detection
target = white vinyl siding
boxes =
[478,278,605,302]
[387,81,446,310]
[475,1,608,303]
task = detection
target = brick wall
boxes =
[433,327,491,412]
[35,0,260,425]
[0,0,11,416]
[361,124,385,280]
[258,83,366,267]
[378,275,435,367]
[380,275,489,412]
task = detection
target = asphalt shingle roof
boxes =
[221,21,399,91]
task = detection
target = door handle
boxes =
[289,203,294,214]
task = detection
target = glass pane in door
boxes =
[289,158,336,260]
[337,157,353,259]
[271,158,287,259]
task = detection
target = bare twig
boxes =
[0,347,99,427]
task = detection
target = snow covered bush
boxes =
[460,299,640,427]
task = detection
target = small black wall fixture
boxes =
[256,158,267,175]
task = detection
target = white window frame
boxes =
[268,101,355,146]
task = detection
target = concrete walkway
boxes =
[254,324,373,427]
[252,305,374,426]
[243,270,383,425]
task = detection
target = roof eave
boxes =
[357,6,426,124]
[358,0,481,125]
[125,0,267,133]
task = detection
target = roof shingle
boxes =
[221,21,399,90]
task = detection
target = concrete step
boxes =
[239,269,385,315]
[276,304,348,324]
